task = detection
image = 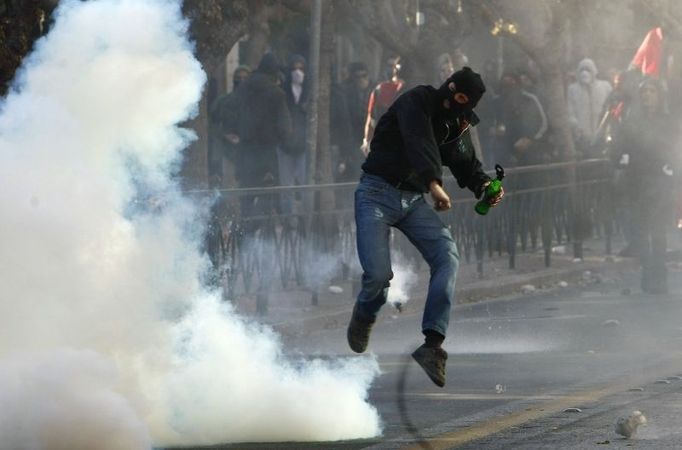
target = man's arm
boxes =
[429,180,452,211]
[444,127,491,198]
[394,88,444,191]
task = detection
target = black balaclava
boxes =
[437,66,486,120]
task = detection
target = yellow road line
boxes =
[402,384,621,450]
[404,393,558,401]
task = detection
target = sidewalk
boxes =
[231,239,638,337]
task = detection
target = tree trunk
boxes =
[242,1,270,69]
[542,63,575,162]
[180,95,209,189]
[316,1,334,191]
[180,0,252,188]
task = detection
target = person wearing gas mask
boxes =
[567,58,612,158]
[361,55,405,156]
[346,67,504,387]
[278,54,309,216]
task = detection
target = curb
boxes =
[270,257,637,336]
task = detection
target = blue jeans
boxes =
[354,173,460,337]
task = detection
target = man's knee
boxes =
[362,269,393,290]
[433,240,459,272]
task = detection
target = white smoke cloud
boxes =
[0,349,152,450]
[387,256,418,307]
[0,0,381,448]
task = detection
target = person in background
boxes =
[232,65,251,90]
[436,53,455,84]
[225,53,291,215]
[451,48,469,69]
[597,70,640,156]
[518,68,540,97]
[332,61,372,184]
[361,55,404,156]
[346,67,503,387]
[278,54,309,216]
[475,59,499,168]
[222,53,291,315]
[491,71,548,167]
[208,65,252,181]
[566,58,612,158]
[601,70,640,257]
[614,78,676,294]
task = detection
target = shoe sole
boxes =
[347,326,367,353]
[412,350,446,387]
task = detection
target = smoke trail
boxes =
[388,257,418,307]
[0,0,381,448]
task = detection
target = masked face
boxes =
[437,81,471,120]
[291,68,305,85]
[233,70,248,90]
[578,69,593,85]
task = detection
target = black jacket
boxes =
[362,85,490,194]
[226,72,291,148]
[222,71,291,183]
[282,76,308,155]
[615,109,678,200]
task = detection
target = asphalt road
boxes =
[174,263,682,450]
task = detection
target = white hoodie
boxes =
[566,58,612,142]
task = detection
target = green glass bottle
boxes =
[475,164,505,215]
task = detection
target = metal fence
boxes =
[202,158,615,314]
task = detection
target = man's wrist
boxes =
[476,179,492,198]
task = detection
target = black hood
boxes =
[437,66,486,111]
[256,52,281,79]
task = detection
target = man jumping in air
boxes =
[347,67,504,387]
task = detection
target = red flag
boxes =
[631,27,663,77]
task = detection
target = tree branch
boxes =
[475,1,542,64]
[346,0,413,57]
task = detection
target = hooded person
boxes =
[208,65,252,178]
[347,67,504,387]
[278,54,309,215]
[492,71,548,167]
[567,58,612,154]
[614,77,677,293]
[227,52,291,191]
[221,53,291,313]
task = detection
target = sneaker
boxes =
[347,304,374,353]
[412,344,448,387]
